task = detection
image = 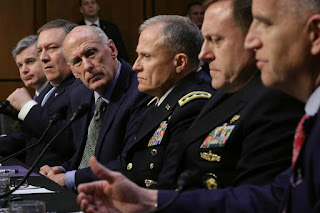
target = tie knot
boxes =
[96,97,106,112]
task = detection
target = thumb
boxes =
[89,156,118,183]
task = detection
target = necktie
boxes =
[91,23,98,27]
[41,87,56,106]
[291,114,309,168]
[282,114,310,213]
[78,97,107,169]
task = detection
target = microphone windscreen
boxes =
[0,100,10,110]
[71,104,90,121]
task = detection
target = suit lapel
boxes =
[130,72,201,148]
[36,82,52,104]
[94,63,131,155]
[78,91,94,151]
[43,75,75,107]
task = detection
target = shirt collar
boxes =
[93,61,121,104]
[36,81,49,96]
[84,18,100,27]
[155,86,175,107]
[305,85,320,116]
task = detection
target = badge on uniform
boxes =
[200,123,235,148]
[148,121,168,147]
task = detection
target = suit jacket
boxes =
[78,19,129,62]
[157,74,305,190]
[61,60,150,186]
[284,110,320,212]
[0,75,81,169]
[121,72,214,188]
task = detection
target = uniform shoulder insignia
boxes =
[147,97,158,106]
[178,91,212,107]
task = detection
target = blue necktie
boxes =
[41,87,56,106]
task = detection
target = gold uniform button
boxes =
[127,163,133,170]
[150,163,154,169]
[205,177,218,190]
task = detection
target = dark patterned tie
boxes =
[78,97,107,169]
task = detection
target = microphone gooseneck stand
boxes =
[143,170,195,213]
[0,104,90,199]
[0,113,61,164]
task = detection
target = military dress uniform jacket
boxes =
[157,74,305,190]
[157,103,320,213]
[61,60,150,187]
[120,71,213,188]
[0,75,81,169]
[78,20,129,62]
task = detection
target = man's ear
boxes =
[108,40,118,59]
[80,7,84,15]
[309,14,320,55]
[174,53,188,74]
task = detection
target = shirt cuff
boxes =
[18,100,37,120]
[65,170,76,190]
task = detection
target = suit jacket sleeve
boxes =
[0,130,26,157]
[158,168,290,213]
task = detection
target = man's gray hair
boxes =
[37,19,78,34]
[62,26,110,59]
[90,26,109,45]
[139,15,203,71]
[297,0,320,12]
[12,34,38,61]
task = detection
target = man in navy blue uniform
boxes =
[76,0,320,212]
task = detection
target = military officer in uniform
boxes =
[156,0,304,190]
[119,15,213,188]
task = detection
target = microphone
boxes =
[144,170,196,213]
[0,111,62,164]
[0,100,9,111]
[70,103,90,121]
[0,103,90,199]
[176,170,195,191]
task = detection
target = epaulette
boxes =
[178,91,212,107]
[147,97,158,106]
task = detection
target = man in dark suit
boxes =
[2,20,80,169]
[78,0,129,62]
[0,34,47,158]
[118,15,213,189]
[77,0,320,212]
[39,25,149,190]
